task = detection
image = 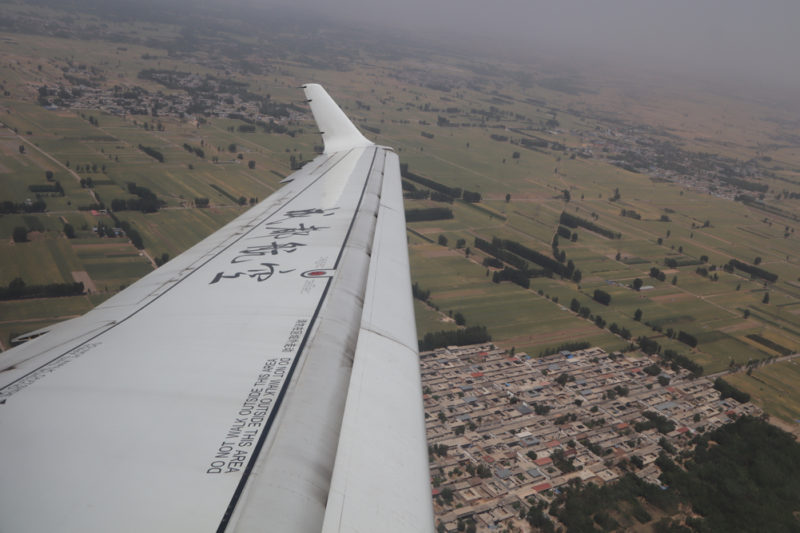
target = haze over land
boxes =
[255,0,800,96]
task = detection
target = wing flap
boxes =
[322,150,434,532]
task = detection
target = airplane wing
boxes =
[0,84,434,533]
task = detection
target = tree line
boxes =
[405,207,453,222]
[0,278,84,300]
[725,258,778,283]
[110,182,162,213]
[419,326,491,351]
[138,144,164,163]
[1,200,47,214]
[560,211,621,239]
[29,182,64,195]
[400,164,481,203]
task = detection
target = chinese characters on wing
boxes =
[210,207,338,284]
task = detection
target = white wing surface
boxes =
[0,84,434,533]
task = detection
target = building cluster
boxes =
[36,64,301,126]
[421,343,760,532]
[574,127,767,200]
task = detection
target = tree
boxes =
[248,160,255,169]
[505,193,511,203]
[45,170,54,181]
[454,312,466,326]
[12,226,28,242]
[632,278,643,291]
[762,292,770,304]
[754,256,762,265]
[593,289,611,305]
[18,145,25,154]
[634,308,643,321]
[228,143,237,153]
[440,487,454,504]
[672,275,677,285]
[63,223,75,239]
[743,309,750,319]
[438,234,448,246]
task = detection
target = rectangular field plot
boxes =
[726,361,800,423]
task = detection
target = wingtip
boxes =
[301,84,373,154]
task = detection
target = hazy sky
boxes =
[255,0,800,90]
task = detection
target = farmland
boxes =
[1,0,800,424]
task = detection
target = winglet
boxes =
[303,84,373,154]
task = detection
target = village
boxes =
[421,343,761,532]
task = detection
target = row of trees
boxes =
[29,182,64,195]
[138,144,164,162]
[405,207,454,222]
[492,267,532,288]
[110,182,162,213]
[419,326,491,351]
[661,349,703,376]
[0,278,84,300]
[182,143,205,158]
[725,258,778,283]
[400,164,481,203]
[1,200,47,214]
[560,211,621,239]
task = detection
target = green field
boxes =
[727,361,800,423]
